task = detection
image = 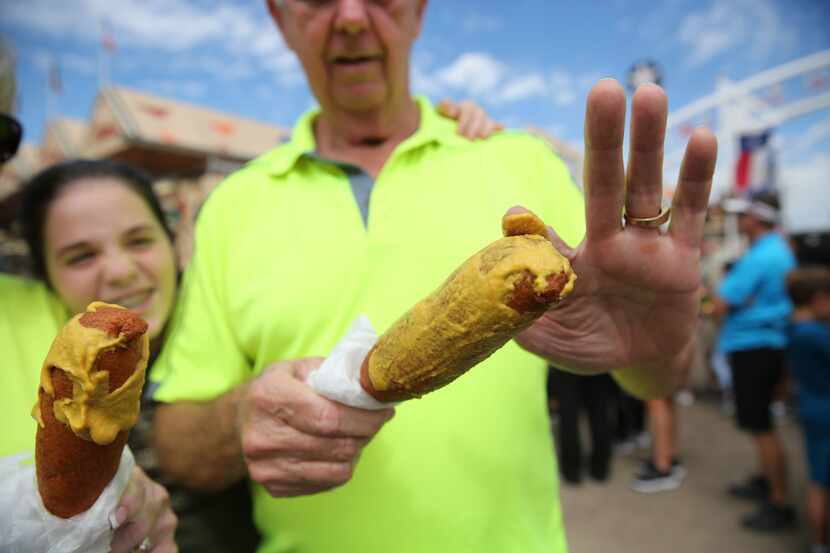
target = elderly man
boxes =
[151,1,717,552]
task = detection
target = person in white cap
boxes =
[712,191,798,532]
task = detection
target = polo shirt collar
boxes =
[260,96,467,177]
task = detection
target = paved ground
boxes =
[556,395,810,553]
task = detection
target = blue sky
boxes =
[3,0,830,228]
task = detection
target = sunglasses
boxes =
[0,114,22,163]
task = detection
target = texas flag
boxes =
[734,129,776,196]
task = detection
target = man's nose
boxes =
[335,0,370,35]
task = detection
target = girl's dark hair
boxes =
[18,158,174,283]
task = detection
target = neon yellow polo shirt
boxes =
[154,98,585,553]
[1,274,67,457]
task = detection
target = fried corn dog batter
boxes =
[360,211,575,402]
[34,302,149,518]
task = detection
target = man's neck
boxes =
[748,227,773,244]
[313,97,421,177]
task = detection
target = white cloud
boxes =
[498,73,547,103]
[435,52,506,96]
[416,52,597,111]
[550,71,577,106]
[676,0,797,67]
[781,152,830,232]
[411,64,443,97]
[4,0,248,52]
[5,0,303,84]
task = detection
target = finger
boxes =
[583,79,627,241]
[257,365,395,438]
[301,396,395,438]
[466,118,485,140]
[668,127,717,248]
[260,460,356,497]
[456,104,476,138]
[112,475,168,553]
[147,509,178,553]
[112,467,145,529]
[482,121,501,139]
[625,83,668,220]
[545,225,577,259]
[244,425,369,463]
[112,493,164,552]
[437,99,458,118]
[289,357,325,381]
[112,520,153,553]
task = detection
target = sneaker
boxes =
[741,502,796,532]
[630,461,683,493]
[670,458,687,481]
[728,475,769,501]
[636,458,686,480]
[675,389,695,407]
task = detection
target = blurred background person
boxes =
[548,366,615,485]
[712,191,797,531]
[631,397,687,493]
[786,266,830,553]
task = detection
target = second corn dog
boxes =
[359,211,575,402]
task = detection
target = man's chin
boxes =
[333,89,387,112]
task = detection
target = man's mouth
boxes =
[332,54,381,66]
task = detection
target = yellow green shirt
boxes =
[1,274,67,457]
[154,98,586,553]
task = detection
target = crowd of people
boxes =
[1,1,826,553]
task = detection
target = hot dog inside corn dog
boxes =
[359,211,576,402]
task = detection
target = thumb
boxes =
[292,357,326,381]
[545,225,577,259]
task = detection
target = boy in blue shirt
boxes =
[787,266,830,553]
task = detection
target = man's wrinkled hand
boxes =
[237,357,395,497]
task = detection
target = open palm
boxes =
[515,80,717,398]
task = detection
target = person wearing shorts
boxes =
[713,192,797,532]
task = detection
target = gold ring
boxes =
[624,207,671,229]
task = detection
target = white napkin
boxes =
[0,446,135,553]
[306,315,397,410]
